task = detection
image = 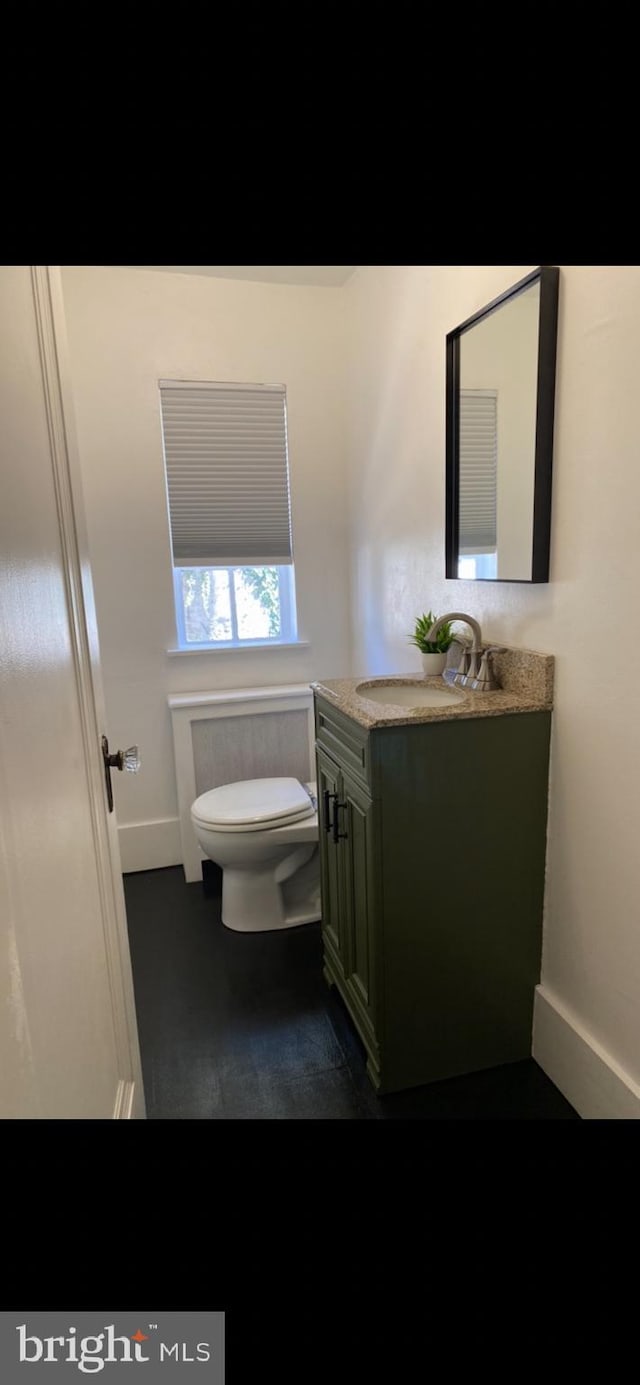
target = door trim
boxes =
[113,1080,138,1120]
[32,266,145,1117]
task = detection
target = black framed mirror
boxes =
[446,266,559,582]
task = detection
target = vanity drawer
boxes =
[314,695,370,787]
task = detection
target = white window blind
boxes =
[459,388,497,552]
[159,380,293,567]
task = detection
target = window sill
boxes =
[166,640,310,657]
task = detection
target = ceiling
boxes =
[122,266,357,287]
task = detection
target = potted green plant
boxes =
[409,611,454,676]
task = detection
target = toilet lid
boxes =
[191,777,315,829]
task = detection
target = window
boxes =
[159,380,299,649]
[458,388,498,577]
[457,553,498,580]
[174,565,297,646]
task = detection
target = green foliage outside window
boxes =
[239,567,280,636]
[180,566,281,643]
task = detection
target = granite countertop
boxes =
[311,645,554,730]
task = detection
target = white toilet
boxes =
[190,776,321,933]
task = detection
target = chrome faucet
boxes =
[426,612,503,691]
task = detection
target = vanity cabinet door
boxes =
[316,746,345,975]
[316,742,381,1080]
[340,768,377,1024]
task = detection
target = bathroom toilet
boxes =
[191,777,321,932]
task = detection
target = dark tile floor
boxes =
[124,864,579,1120]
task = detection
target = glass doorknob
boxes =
[121,746,141,773]
[101,735,140,813]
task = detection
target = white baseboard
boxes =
[533,985,640,1120]
[118,817,182,873]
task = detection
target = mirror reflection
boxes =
[458,280,539,580]
[446,266,559,584]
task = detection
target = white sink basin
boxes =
[355,681,466,708]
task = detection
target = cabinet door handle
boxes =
[332,800,348,844]
[323,789,337,832]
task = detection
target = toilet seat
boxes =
[191,777,316,834]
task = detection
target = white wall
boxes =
[346,264,640,1116]
[61,267,350,869]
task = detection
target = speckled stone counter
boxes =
[311,645,554,730]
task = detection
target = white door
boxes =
[0,266,145,1118]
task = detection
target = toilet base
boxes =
[221,845,321,932]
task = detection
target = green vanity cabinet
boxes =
[316,745,381,1076]
[314,691,552,1095]
[316,747,343,967]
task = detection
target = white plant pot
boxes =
[420,652,447,676]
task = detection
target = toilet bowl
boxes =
[191,776,321,932]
